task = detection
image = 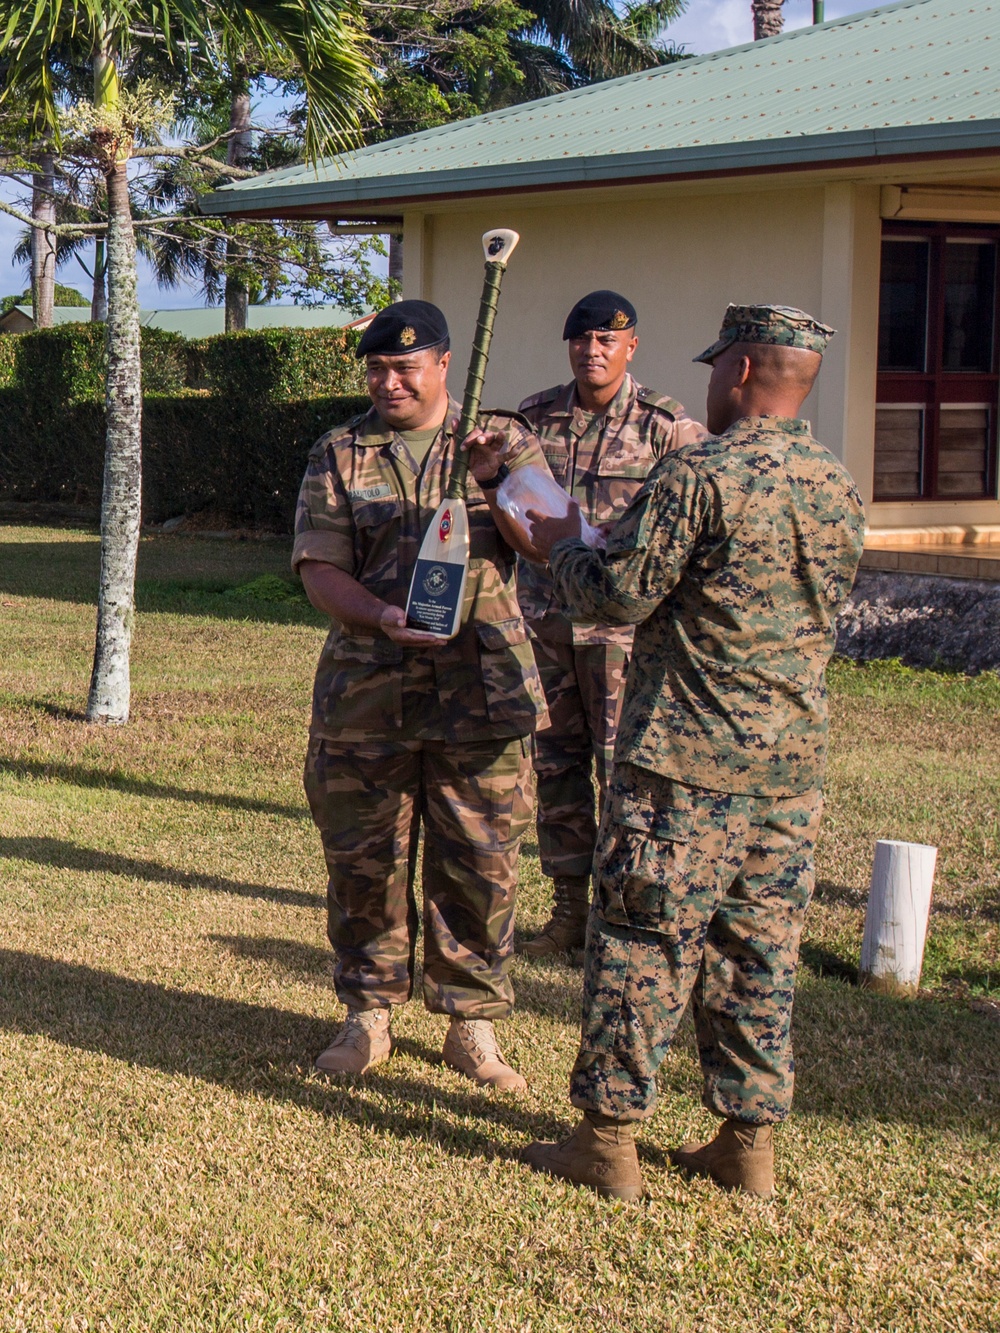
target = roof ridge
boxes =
[308,0,946,171]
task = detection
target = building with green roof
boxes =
[0,304,370,338]
[202,0,1000,550]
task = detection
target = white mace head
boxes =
[482,229,520,267]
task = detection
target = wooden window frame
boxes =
[877,220,1000,502]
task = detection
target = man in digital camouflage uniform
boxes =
[516,290,706,958]
[294,299,549,1092]
[518,304,865,1197]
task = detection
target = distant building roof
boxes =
[202,0,1000,219]
[0,304,370,337]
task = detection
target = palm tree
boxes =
[0,3,376,724]
[752,0,784,39]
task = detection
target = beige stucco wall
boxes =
[402,178,1000,529]
[405,184,827,436]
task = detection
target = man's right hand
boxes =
[379,603,446,647]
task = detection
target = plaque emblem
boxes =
[423,564,449,596]
[438,509,452,542]
[399,326,417,347]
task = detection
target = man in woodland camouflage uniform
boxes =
[294,300,549,1092]
[518,305,865,1197]
[516,291,706,958]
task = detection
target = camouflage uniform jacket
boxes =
[292,398,550,744]
[548,416,866,796]
[517,373,706,646]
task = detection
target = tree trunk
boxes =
[224,81,252,333]
[388,233,403,300]
[31,151,57,329]
[752,0,784,39]
[87,159,142,724]
[91,237,108,322]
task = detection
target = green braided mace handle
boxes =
[447,228,521,501]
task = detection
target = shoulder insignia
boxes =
[635,385,684,419]
[307,411,370,460]
[517,384,565,412]
[479,407,533,431]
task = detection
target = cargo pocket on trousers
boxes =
[593,795,695,937]
[476,617,546,726]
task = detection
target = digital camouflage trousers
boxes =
[570,762,823,1125]
[529,625,628,880]
[304,735,534,1018]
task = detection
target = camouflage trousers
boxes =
[570,763,823,1125]
[529,622,628,880]
[304,735,534,1018]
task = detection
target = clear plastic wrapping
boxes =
[495,464,606,550]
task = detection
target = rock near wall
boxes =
[837,570,1000,674]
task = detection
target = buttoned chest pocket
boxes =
[590,452,651,525]
[353,497,403,588]
[541,445,571,490]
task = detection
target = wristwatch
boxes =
[479,463,510,490]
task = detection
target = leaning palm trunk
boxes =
[86,158,142,723]
[31,150,57,328]
[752,0,784,39]
[224,79,252,332]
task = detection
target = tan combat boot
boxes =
[442,1018,527,1092]
[314,1006,392,1075]
[518,874,590,958]
[669,1120,775,1197]
[520,1113,645,1201]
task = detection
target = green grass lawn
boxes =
[0,520,997,1332]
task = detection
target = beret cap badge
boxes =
[607,310,630,330]
[355,299,450,359]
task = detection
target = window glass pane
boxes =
[942,241,996,372]
[937,405,992,496]
[878,239,929,371]
[874,406,924,499]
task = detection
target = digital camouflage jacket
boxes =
[292,398,550,743]
[517,373,707,646]
[548,416,866,795]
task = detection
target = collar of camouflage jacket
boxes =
[353,397,462,448]
[544,374,636,426]
[729,415,812,437]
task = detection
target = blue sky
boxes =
[0,0,865,311]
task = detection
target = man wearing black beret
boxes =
[292,299,550,1091]
[516,290,707,959]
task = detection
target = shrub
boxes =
[0,321,369,530]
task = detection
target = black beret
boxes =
[563,290,637,340]
[356,299,449,359]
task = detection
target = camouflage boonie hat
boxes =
[693,304,835,364]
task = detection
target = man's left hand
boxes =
[526,502,584,560]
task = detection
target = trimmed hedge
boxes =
[0,323,369,530]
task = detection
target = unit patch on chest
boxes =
[349,483,393,503]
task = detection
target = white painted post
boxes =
[859,840,938,997]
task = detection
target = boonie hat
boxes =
[356,299,450,359]
[693,303,835,364]
[563,290,637,340]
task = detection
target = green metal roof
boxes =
[202,0,1000,219]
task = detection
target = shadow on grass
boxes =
[0,949,564,1159]
[0,539,323,627]
[0,837,321,910]
[209,934,330,977]
[0,754,307,820]
[799,943,859,986]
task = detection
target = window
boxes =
[875,223,1000,501]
